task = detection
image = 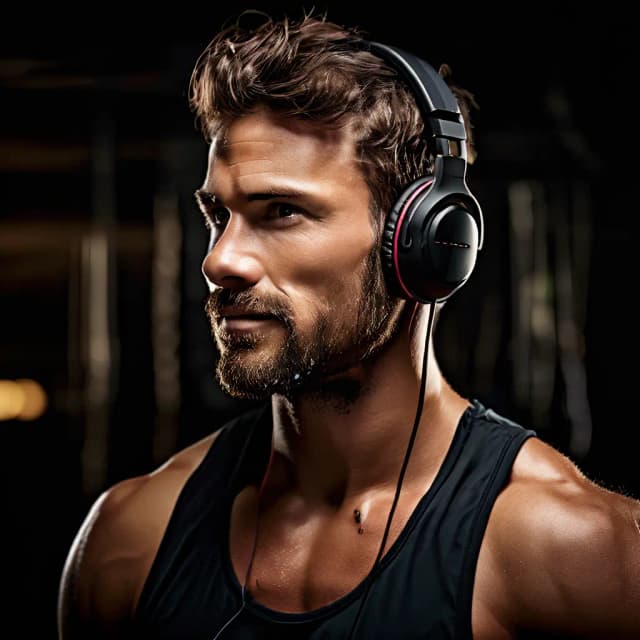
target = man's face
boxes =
[199,108,404,401]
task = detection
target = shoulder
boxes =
[483,436,640,637]
[58,429,223,639]
[496,437,639,562]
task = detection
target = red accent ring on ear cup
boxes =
[392,179,433,299]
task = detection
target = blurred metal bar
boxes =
[81,108,118,496]
[529,183,556,428]
[81,229,111,495]
[66,241,82,419]
[508,181,533,409]
[508,181,556,426]
[551,180,593,458]
[151,166,182,465]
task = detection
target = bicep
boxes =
[57,486,142,639]
[57,432,220,639]
[58,494,105,639]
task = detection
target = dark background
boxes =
[1,4,636,637]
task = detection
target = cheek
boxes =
[264,216,376,322]
[293,241,374,324]
[295,223,374,283]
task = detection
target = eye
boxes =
[266,202,304,223]
[207,207,230,228]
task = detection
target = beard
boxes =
[204,243,404,406]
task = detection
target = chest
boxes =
[134,443,528,640]
[228,486,514,638]
[229,486,419,612]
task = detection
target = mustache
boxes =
[204,289,294,327]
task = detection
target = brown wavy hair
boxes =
[188,9,478,234]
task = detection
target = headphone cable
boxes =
[347,300,436,640]
[211,436,275,640]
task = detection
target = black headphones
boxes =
[362,41,484,304]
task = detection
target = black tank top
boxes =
[135,399,536,639]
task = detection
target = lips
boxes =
[219,314,279,334]
[217,303,275,318]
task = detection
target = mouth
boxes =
[219,314,279,332]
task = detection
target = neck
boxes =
[268,303,471,506]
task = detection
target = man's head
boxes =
[190,11,477,236]
[189,12,477,404]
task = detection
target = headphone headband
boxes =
[360,41,467,159]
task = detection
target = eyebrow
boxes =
[193,187,307,207]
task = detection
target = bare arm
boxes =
[57,430,221,639]
[489,441,640,638]
[57,479,147,640]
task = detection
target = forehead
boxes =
[209,109,361,180]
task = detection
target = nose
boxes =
[201,214,265,292]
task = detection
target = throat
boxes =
[306,376,365,415]
[273,395,411,500]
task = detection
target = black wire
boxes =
[211,442,275,639]
[210,496,262,640]
[346,301,436,640]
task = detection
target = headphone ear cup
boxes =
[381,176,434,300]
[382,172,481,303]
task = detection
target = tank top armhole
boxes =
[454,429,537,639]
[134,422,235,621]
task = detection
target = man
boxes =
[58,11,640,640]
